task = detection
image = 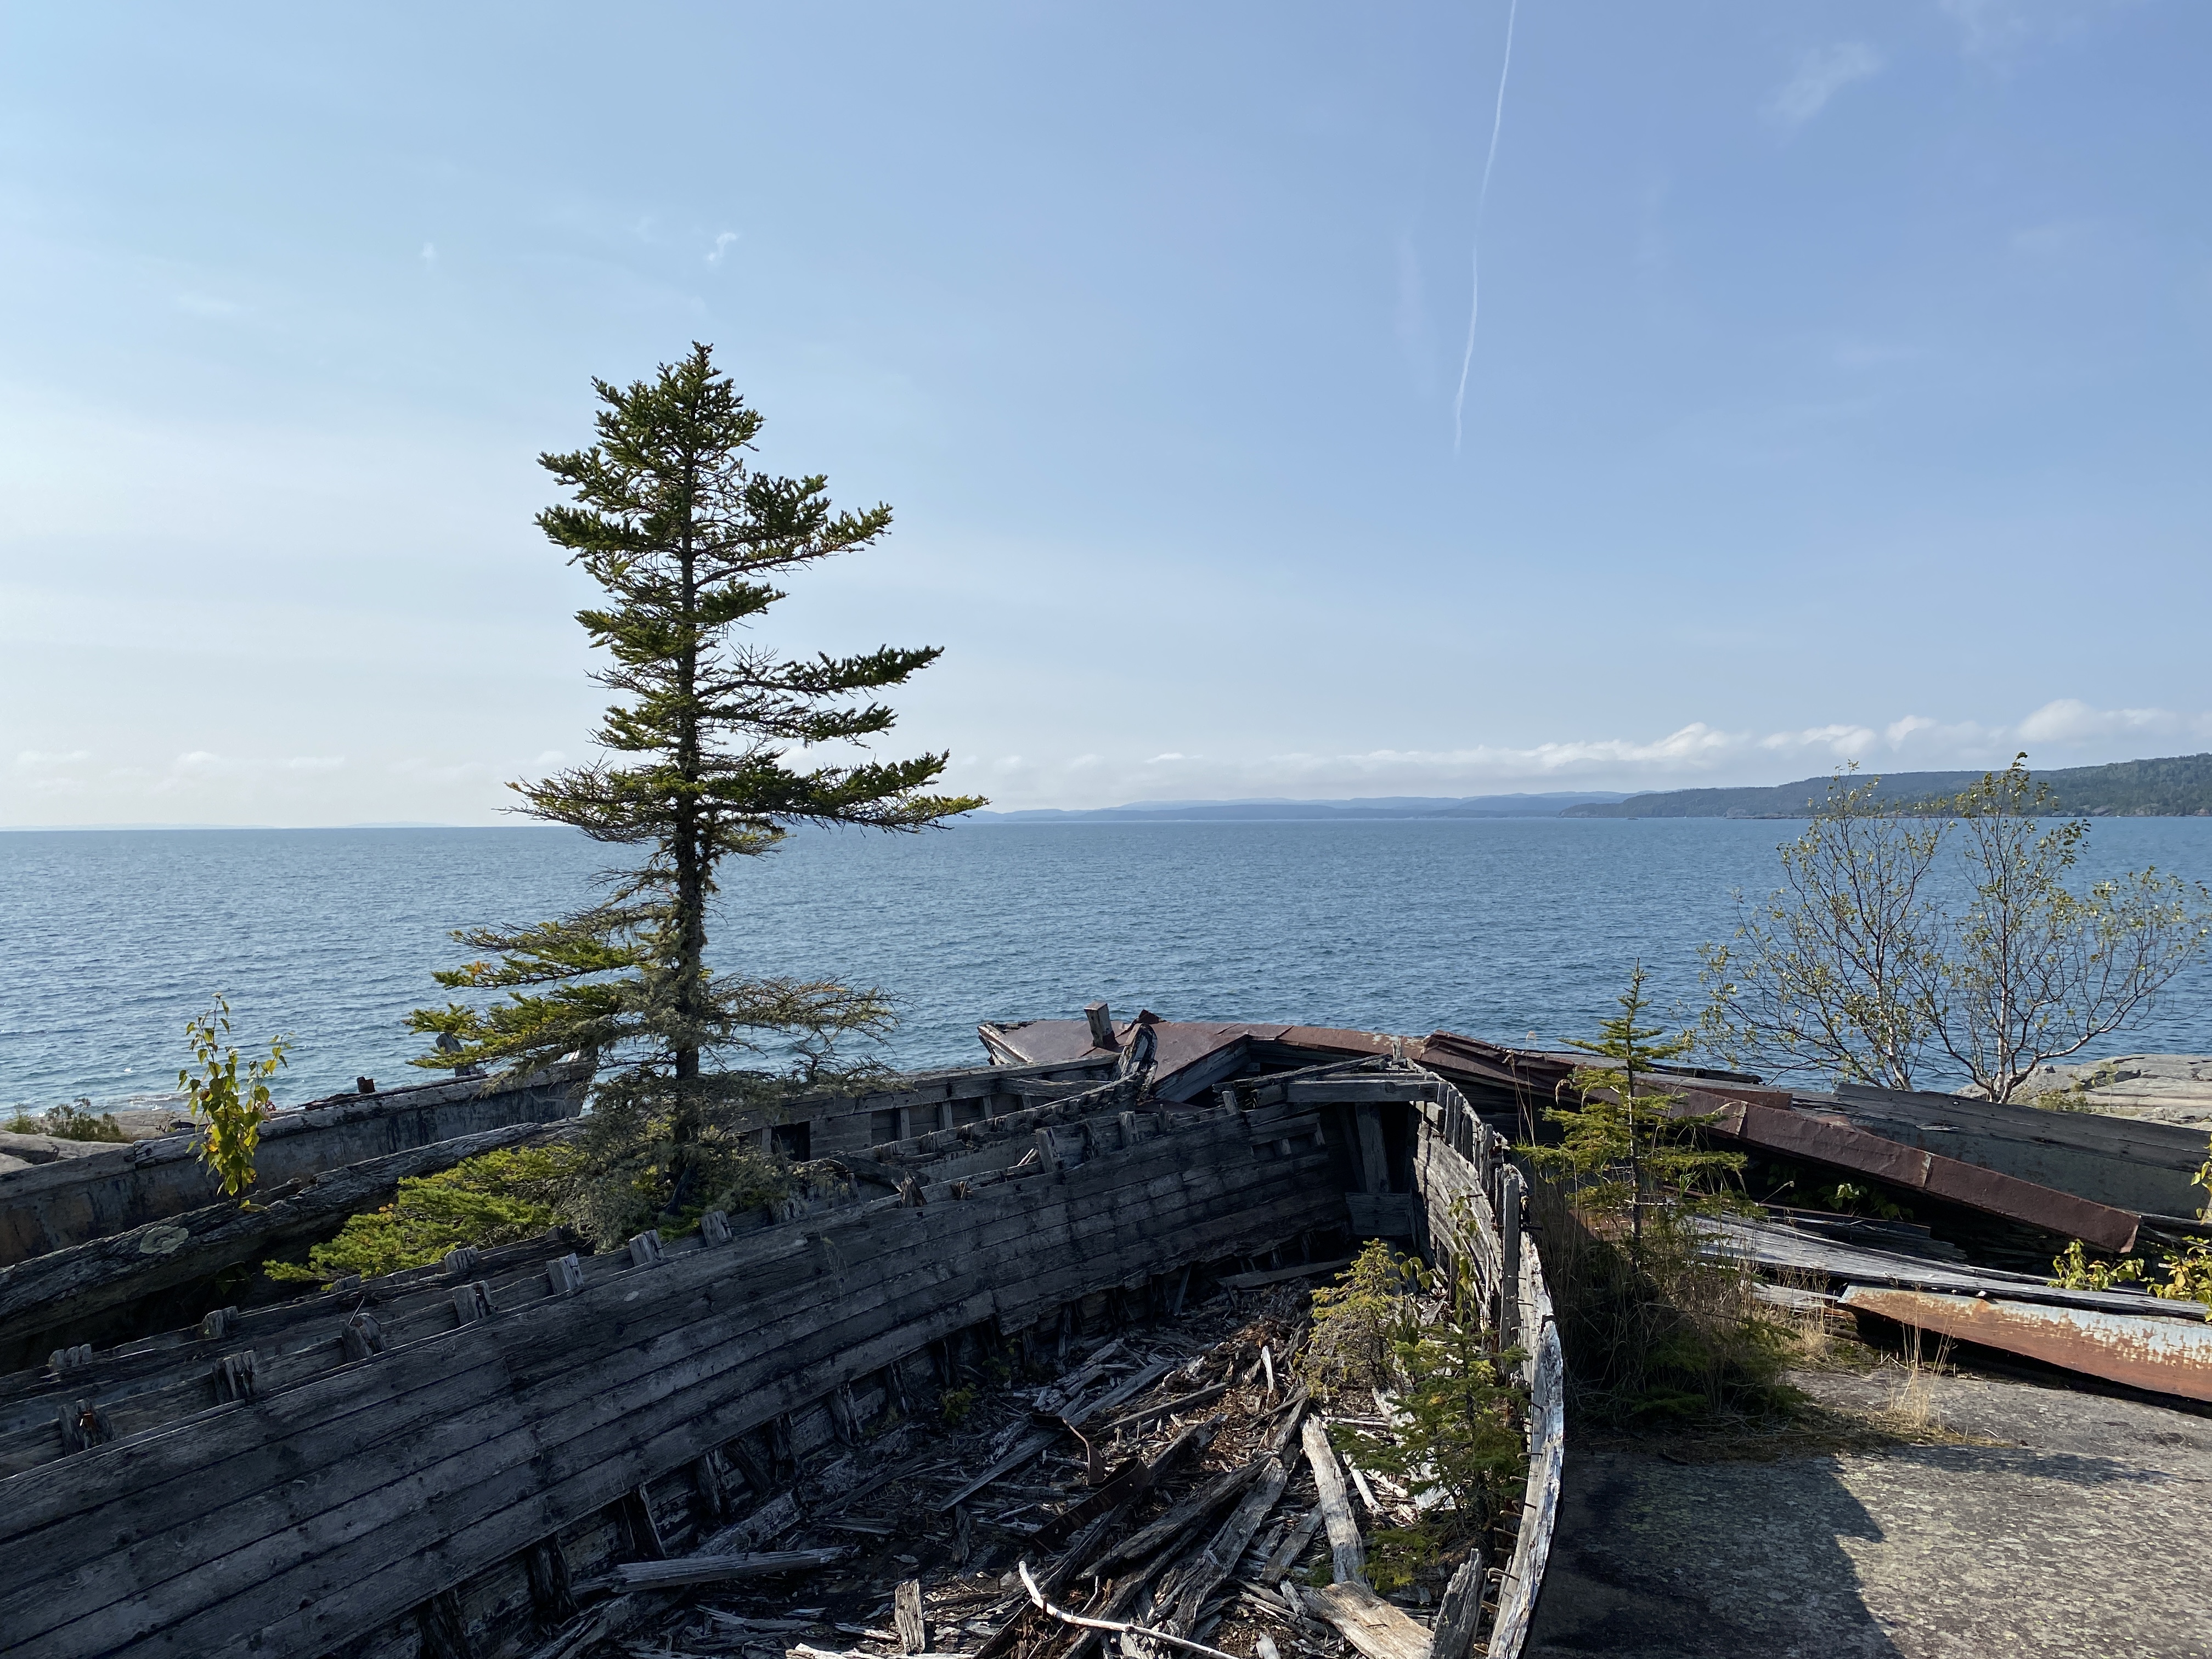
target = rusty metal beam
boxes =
[1690,1093,2144,1253]
[1840,1286,2212,1402]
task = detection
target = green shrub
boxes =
[2049,1239,2145,1291]
[267,1143,582,1283]
[5,1101,126,1142]
[1306,1233,1528,1591]
[1299,1239,1423,1403]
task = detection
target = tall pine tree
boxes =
[411,345,982,1204]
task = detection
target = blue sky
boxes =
[3,1,2208,823]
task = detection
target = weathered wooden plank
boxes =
[1353,1107,1390,1196]
[1161,1454,1289,1632]
[1307,1581,1430,1659]
[1301,1419,1364,1585]
[0,1121,576,1353]
[1287,1079,1436,1106]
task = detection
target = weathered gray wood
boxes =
[1259,1506,1323,1586]
[0,1115,1341,1659]
[0,1062,589,1271]
[1344,1194,1414,1237]
[894,1578,927,1654]
[1354,1106,1390,1195]
[523,1538,575,1631]
[1301,1418,1364,1586]
[1094,1454,1260,1576]
[415,1588,473,1659]
[1161,1455,1289,1633]
[1497,1165,1522,1347]
[620,1485,665,1560]
[602,1548,845,1588]
[220,1167,1327,1659]
[0,1120,573,1351]
[1286,1078,1435,1106]
[4,1119,1283,1575]
[1306,1582,1429,1659]
[1430,1553,1485,1659]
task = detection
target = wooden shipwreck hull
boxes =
[0,1049,1566,1659]
[0,1063,594,1269]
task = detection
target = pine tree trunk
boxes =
[671,464,705,1148]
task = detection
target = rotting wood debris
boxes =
[566,1283,1499,1659]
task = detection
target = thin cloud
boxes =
[707,231,740,266]
[953,700,2212,810]
[1767,42,1881,127]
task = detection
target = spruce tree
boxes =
[411,345,982,1211]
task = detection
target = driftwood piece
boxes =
[895,1578,928,1655]
[1429,1553,1485,1659]
[1301,1417,1365,1585]
[1306,1581,1431,1659]
[1093,1456,1264,1575]
[1160,1454,1290,1633]
[0,1119,569,1349]
[605,1547,847,1589]
[1217,1257,1353,1291]
[1015,1560,1237,1659]
[1035,1417,1214,1554]
[1259,1505,1324,1585]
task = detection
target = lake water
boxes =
[5,819,2211,1113]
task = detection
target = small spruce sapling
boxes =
[1527,965,1743,1255]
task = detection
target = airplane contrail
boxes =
[1453,0,1522,454]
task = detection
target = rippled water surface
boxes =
[5,819,2210,1110]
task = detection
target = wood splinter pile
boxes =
[599,1285,1501,1659]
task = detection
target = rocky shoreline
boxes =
[2010,1053,2212,1128]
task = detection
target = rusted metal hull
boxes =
[1686,1094,2146,1253]
[1840,1286,2212,1402]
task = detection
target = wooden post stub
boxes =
[442,1245,479,1277]
[342,1312,387,1360]
[1355,1104,1390,1195]
[214,1350,257,1405]
[620,1485,666,1560]
[1085,1001,1116,1048]
[1430,1551,1486,1659]
[57,1398,110,1453]
[894,1578,927,1655]
[415,1588,473,1659]
[451,1281,495,1326]
[692,1451,727,1523]
[1499,1164,1523,1347]
[628,1230,664,1268]
[701,1209,732,1245]
[523,1537,577,1631]
[546,1253,584,1296]
[1033,1127,1061,1173]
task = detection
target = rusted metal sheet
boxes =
[1692,1094,2145,1254]
[1840,1286,2212,1402]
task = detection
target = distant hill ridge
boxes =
[1562,753,2212,819]
[969,791,1627,823]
